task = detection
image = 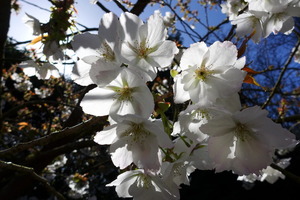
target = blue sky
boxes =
[9,0,228,47]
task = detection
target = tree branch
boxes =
[270,163,300,185]
[0,160,66,200]
[130,0,151,16]
[0,116,107,157]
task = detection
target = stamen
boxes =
[234,123,252,142]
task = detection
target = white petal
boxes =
[80,87,115,116]
[180,42,208,71]
[110,138,133,169]
[71,33,101,58]
[173,75,190,103]
[206,41,238,69]
[132,135,161,171]
[120,12,143,41]
[99,12,122,48]
[71,59,94,86]
[148,40,179,68]
[233,137,272,175]
[200,114,236,137]
[94,124,118,145]
[89,60,121,87]
[144,120,173,148]
[208,134,235,172]
[147,13,167,45]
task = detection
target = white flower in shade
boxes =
[22,13,41,36]
[71,12,123,86]
[231,11,267,43]
[43,40,65,62]
[172,93,242,143]
[80,68,154,119]
[174,41,246,104]
[237,158,291,184]
[94,114,173,171]
[11,73,33,92]
[161,138,196,187]
[221,0,248,20]
[189,145,215,171]
[200,106,297,175]
[246,0,293,13]
[263,5,300,37]
[71,59,94,86]
[19,60,60,80]
[107,169,180,200]
[172,104,210,143]
[119,12,179,81]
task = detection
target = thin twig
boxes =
[261,40,300,109]
[9,27,98,46]
[96,1,111,13]
[113,0,128,12]
[163,1,203,42]
[0,160,66,200]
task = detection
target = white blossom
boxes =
[94,114,173,170]
[174,41,246,104]
[107,169,180,200]
[80,68,154,119]
[19,60,60,80]
[22,13,41,36]
[71,12,123,86]
[119,12,179,81]
[200,106,297,175]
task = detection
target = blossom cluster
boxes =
[70,10,297,200]
[221,0,300,43]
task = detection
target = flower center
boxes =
[99,41,115,62]
[173,162,186,176]
[194,65,214,81]
[108,85,135,101]
[118,86,134,101]
[136,173,151,189]
[191,109,210,120]
[128,39,156,59]
[123,123,151,144]
[234,123,252,142]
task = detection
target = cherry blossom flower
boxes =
[71,12,123,86]
[19,60,60,80]
[80,68,154,119]
[237,158,291,184]
[22,13,41,36]
[119,12,179,81]
[94,114,173,170]
[161,138,196,187]
[221,0,248,20]
[231,11,267,43]
[174,41,246,104]
[200,106,297,175]
[224,0,300,42]
[107,169,180,200]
